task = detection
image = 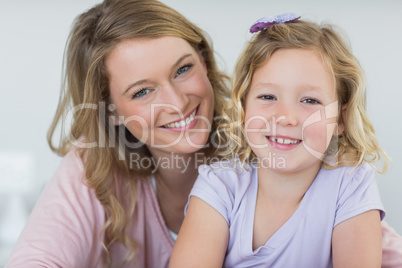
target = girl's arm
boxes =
[169,196,229,268]
[332,209,382,268]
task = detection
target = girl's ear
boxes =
[337,105,347,135]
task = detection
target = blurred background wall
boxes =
[1,0,401,265]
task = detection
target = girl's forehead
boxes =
[252,49,334,84]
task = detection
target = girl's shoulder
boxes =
[199,158,254,178]
[317,161,382,212]
[196,159,257,195]
[319,161,374,181]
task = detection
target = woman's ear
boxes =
[108,104,123,126]
[110,116,123,126]
[198,51,208,74]
[337,105,347,135]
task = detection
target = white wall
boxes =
[0,0,401,264]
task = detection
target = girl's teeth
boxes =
[164,109,197,128]
[269,137,299,144]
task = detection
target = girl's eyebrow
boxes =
[123,53,193,96]
[253,82,324,91]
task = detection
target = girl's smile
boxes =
[266,135,302,150]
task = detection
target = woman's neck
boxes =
[150,150,204,234]
[152,151,201,192]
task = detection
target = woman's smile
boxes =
[107,36,214,154]
[162,105,199,131]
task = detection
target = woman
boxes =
[5,0,401,267]
[6,0,229,267]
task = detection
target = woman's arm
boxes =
[332,210,382,268]
[169,196,229,268]
[382,221,402,268]
[5,151,105,267]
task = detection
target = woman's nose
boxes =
[160,83,189,114]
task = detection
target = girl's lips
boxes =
[161,105,199,132]
[266,136,302,150]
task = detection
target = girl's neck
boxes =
[256,162,321,205]
[252,165,321,250]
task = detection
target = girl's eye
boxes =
[132,88,151,99]
[258,95,277,101]
[175,64,193,78]
[302,98,320,104]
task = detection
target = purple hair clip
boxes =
[250,13,300,33]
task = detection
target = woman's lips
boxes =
[161,105,199,132]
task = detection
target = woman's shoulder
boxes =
[57,148,86,172]
[4,149,106,267]
[45,148,101,206]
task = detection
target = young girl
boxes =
[170,14,388,267]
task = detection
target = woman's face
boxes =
[107,36,214,157]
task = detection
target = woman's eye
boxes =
[132,88,150,99]
[175,64,193,78]
[258,95,277,101]
[302,98,320,104]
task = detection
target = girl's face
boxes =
[107,36,214,157]
[244,48,341,174]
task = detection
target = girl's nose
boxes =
[274,102,298,127]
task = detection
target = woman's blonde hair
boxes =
[47,0,229,264]
[218,19,388,172]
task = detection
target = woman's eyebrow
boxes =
[170,54,192,72]
[123,54,193,95]
[123,78,149,95]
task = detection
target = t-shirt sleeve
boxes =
[334,163,385,227]
[185,164,235,225]
[5,150,105,268]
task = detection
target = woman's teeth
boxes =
[268,137,300,144]
[164,109,197,128]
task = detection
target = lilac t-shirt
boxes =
[188,160,385,267]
